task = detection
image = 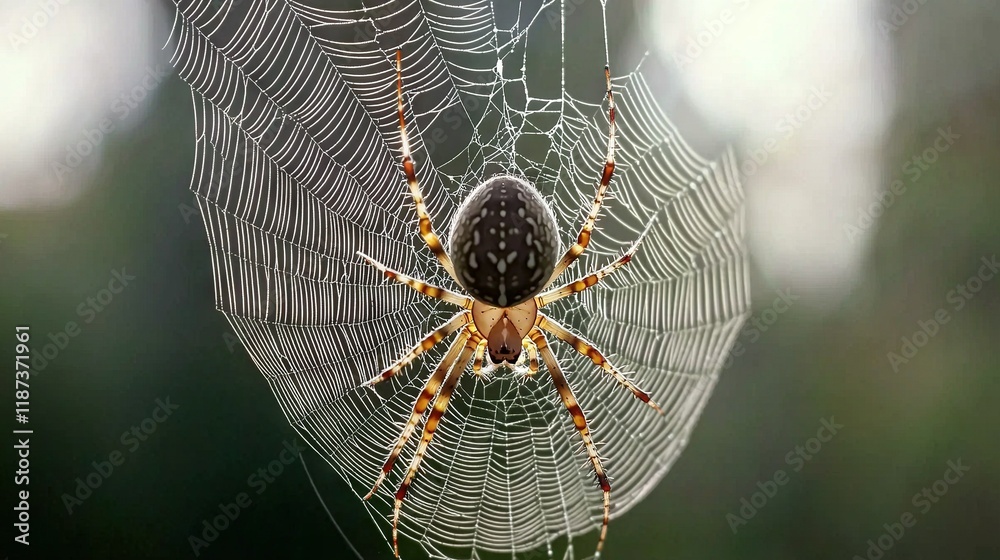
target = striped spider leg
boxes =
[361,50,660,559]
[544,63,617,288]
[355,258,480,556]
[533,237,665,415]
[394,49,459,283]
[524,247,664,559]
[360,243,661,558]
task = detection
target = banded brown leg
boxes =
[364,331,470,500]
[391,336,477,557]
[546,64,617,286]
[395,50,458,281]
[530,329,612,557]
[359,252,472,309]
[366,312,471,387]
[536,243,637,307]
[537,314,663,414]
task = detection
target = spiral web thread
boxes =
[167,0,750,558]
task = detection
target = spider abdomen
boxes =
[449,176,560,307]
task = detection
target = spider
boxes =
[361,50,664,559]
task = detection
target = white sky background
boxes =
[0,0,170,210]
[635,0,893,307]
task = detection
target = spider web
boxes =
[167,0,749,558]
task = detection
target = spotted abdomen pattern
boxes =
[449,176,560,307]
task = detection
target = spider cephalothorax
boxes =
[360,50,665,559]
[449,175,561,308]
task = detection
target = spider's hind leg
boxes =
[365,331,470,501]
[359,252,472,309]
[530,328,612,557]
[391,336,477,557]
[394,49,459,282]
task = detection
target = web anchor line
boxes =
[300,453,365,560]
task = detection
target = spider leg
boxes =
[537,314,664,414]
[395,50,458,282]
[536,241,638,307]
[530,328,612,558]
[392,336,477,557]
[359,252,472,309]
[521,339,539,374]
[546,64,616,287]
[366,312,471,387]
[471,338,488,376]
[365,331,470,500]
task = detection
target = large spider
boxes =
[361,50,664,558]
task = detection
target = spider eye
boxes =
[449,175,560,307]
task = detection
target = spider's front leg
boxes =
[395,50,459,282]
[530,329,612,557]
[546,64,617,287]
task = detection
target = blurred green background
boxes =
[1,0,999,559]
